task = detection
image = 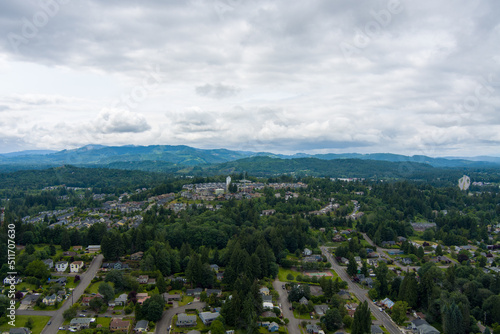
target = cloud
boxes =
[195,83,240,99]
[93,109,151,134]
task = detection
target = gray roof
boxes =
[70,318,94,325]
[135,320,149,329]
[371,325,384,334]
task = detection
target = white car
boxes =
[58,327,65,330]
[69,328,77,332]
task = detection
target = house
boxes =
[263,302,274,309]
[70,317,94,330]
[9,328,31,334]
[380,298,395,309]
[371,325,384,334]
[332,235,346,242]
[262,295,273,303]
[147,278,156,285]
[303,248,313,256]
[109,294,128,307]
[268,322,280,332]
[381,241,396,247]
[259,287,270,295]
[261,209,276,216]
[43,259,53,269]
[306,324,321,334]
[137,275,149,284]
[176,313,197,327]
[21,293,40,306]
[70,261,84,273]
[110,318,130,332]
[314,304,329,316]
[299,296,309,305]
[81,294,103,306]
[131,251,144,261]
[340,257,349,265]
[216,272,224,281]
[87,245,101,253]
[411,319,440,334]
[186,288,203,296]
[52,276,67,285]
[206,289,222,297]
[134,319,149,332]
[210,264,220,272]
[63,251,77,257]
[3,276,22,285]
[199,311,220,325]
[401,258,412,265]
[136,293,150,305]
[163,293,181,302]
[73,246,83,251]
[338,290,350,299]
[55,261,68,272]
[42,293,60,306]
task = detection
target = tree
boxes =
[210,320,225,334]
[435,245,443,256]
[25,260,50,280]
[89,297,104,312]
[24,318,34,330]
[98,282,115,303]
[61,230,71,251]
[321,308,343,331]
[347,255,358,277]
[63,306,77,320]
[483,295,500,325]
[351,301,370,334]
[287,273,295,281]
[391,301,409,325]
[443,302,464,334]
[343,315,353,329]
[398,273,418,308]
[142,294,165,322]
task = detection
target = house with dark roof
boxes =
[314,304,329,316]
[134,319,149,332]
[176,313,197,327]
[371,325,384,334]
[199,311,220,325]
[110,318,130,332]
[411,319,440,334]
[186,288,203,296]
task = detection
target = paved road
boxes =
[273,280,299,334]
[18,254,104,333]
[320,247,402,334]
[155,301,205,334]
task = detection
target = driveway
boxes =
[17,254,104,333]
[273,280,300,334]
[320,247,402,334]
[155,301,205,334]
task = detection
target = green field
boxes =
[278,268,302,282]
[0,315,51,334]
[178,295,194,306]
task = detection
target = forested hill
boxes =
[204,156,436,178]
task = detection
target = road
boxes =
[272,280,300,334]
[155,301,205,334]
[17,254,104,333]
[320,246,402,334]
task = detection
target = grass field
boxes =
[278,268,302,282]
[178,295,194,306]
[0,315,51,334]
[293,310,312,320]
[87,281,114,294]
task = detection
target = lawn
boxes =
[95,316,112,327]
[293,310,312,320]
[17,282,38,292]
[178,295,194,306]
[278,268,302,282]
[0,315,51,334]
[65,277,80,289]
[87,281,114,294]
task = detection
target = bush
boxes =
[286,273,295,280]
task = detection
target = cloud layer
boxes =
[0,0,499,156]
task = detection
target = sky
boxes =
[0,0,499,156]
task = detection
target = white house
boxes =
[70,261,84,273]
[55,261,68,272]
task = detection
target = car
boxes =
[79,314,86,317]
[289,307,292,310]
[282,285,285,289]
[47,321,51,325]
[188,302,192,305]
[82,310,87,312]
[69,328,77,332]
[58,327,65,330]
[379,307,383,312]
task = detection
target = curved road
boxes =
[320,246,402,334]
[155,301,205,334]
[17,254,104,333]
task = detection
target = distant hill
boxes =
[0,144,499,173]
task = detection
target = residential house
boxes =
[136,293,150,305]
[3,276,22,285]
[259,287,270,295]
[199,311,220,325]
[380,298,395,309]
[176,313,197,327]
[206,289,222,297]
[9,328,31,334]
[401,258,412,265]
[210,264,219,272]
[263,302,274,309]
[163,293,181,302]
[43,259,53,269]
[332,235,346,242]
[63,251,77,257]
[147,278,156,285]
[314,304,329,316]
[371,325,384,334]
[109,294,128,307]
[410,319,440,334]
[337,290,350,299]
[381,241,396,247]
[87,245,101,253]
[70,318,94,330]
[268,322,280,332]
[110,318,130,332]
[340,257,349,265]
[137,275,149,284]
[216,272,224,281]
[303,248,313,256]
[186,288,203,296]
[55,261,68,272]
[134,320,149,332]
[73,246,83,251]
[81,294,103,306]
[131,251,144,261]
[306,324,321,334]
[262,295,273,303]
[70,261,84,273]
[21,293,40,306]
[261,209,276,216]
[299,296,309,305]
[42,293,60,306]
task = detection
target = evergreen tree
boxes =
[352,301,370,334]
[398,273,418,308]
[347,254,358,277]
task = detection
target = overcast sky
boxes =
[0,0,499,156]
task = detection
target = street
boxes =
[17,254,104,334]
[155,301,205,334]
[320,246,402,334]
[272,280,299,334]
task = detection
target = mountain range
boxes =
[1,144,499,177]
